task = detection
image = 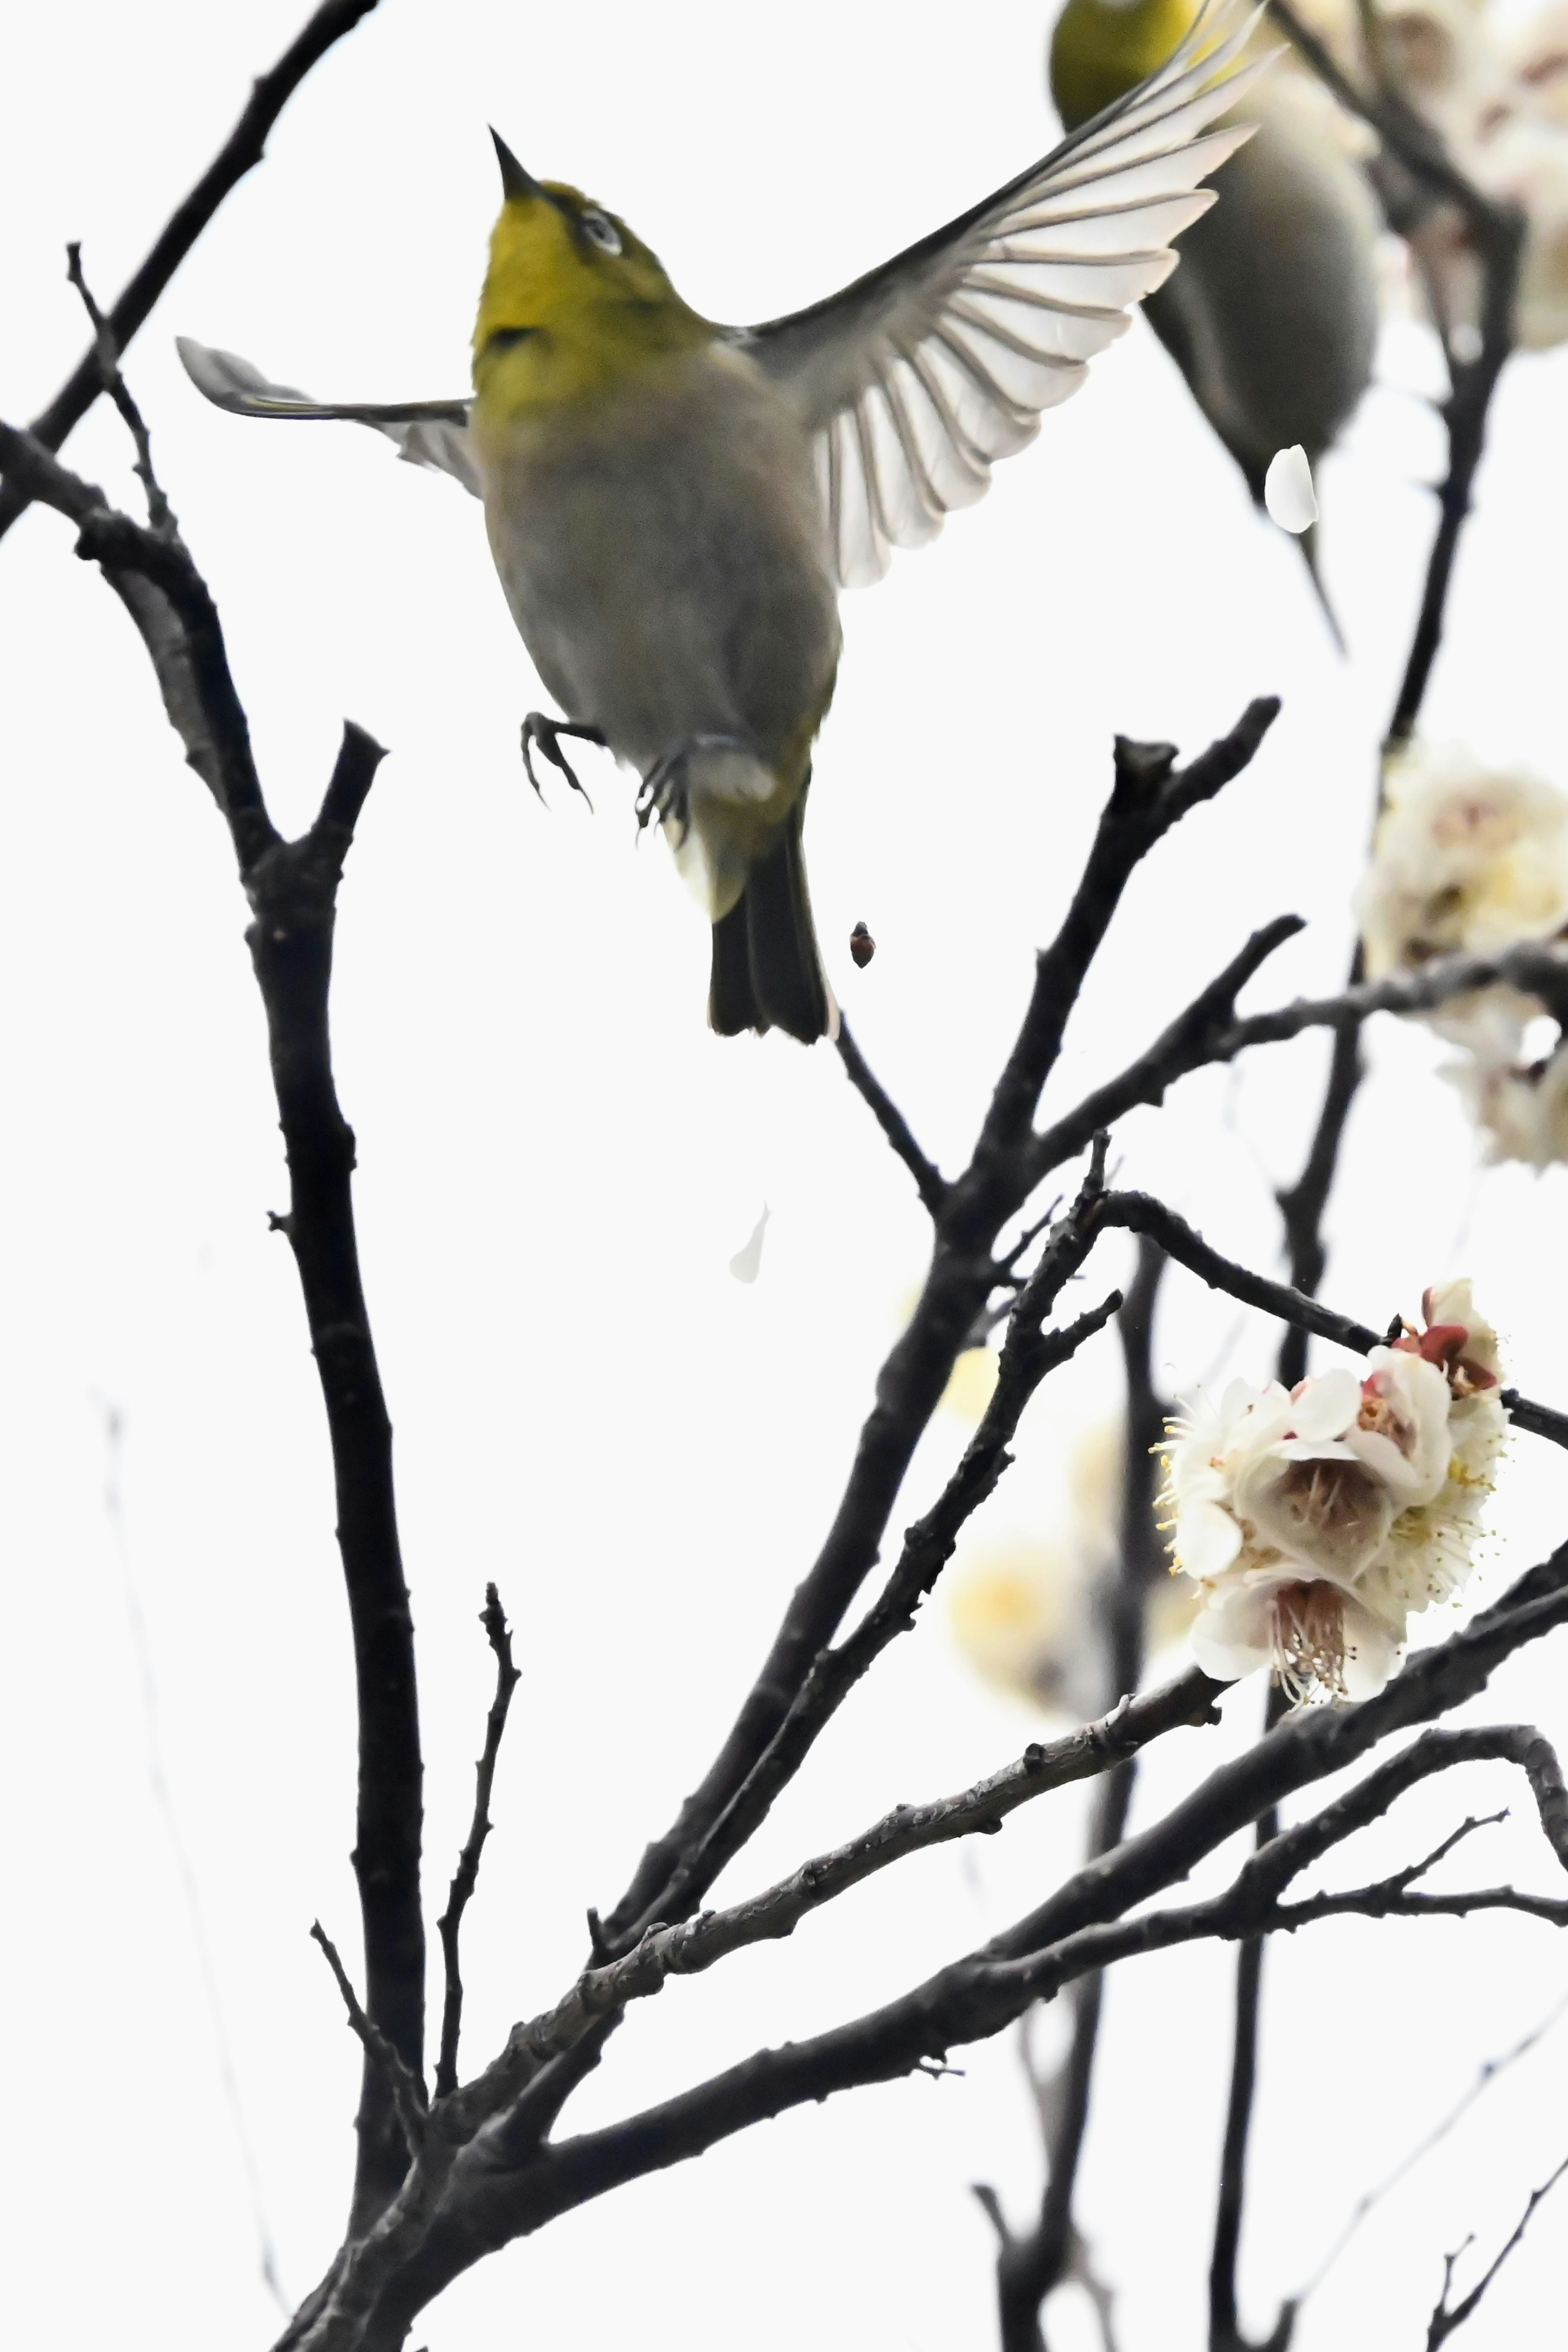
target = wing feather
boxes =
[742,0,1269,585]
[176,338,480,497]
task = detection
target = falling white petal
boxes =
[729,1205,771,1284]
[1264,443,1319,532]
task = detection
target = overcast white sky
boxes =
[3,3,1568,2348]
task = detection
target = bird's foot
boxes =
[635,732,754,837]
[520,713,606,805]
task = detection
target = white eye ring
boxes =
[580,209,622,256]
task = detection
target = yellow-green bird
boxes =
[1050,0,1379,628]
[181,4,1259,1041]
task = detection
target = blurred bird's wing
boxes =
[176,339,481,495]
[739,4,1266,586]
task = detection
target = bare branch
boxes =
[436,1586,522,2100]
[0,0,386,545]
[1297,1989,1568,2307]
[835,1021,949,1214]
[1028,916,1307,1179]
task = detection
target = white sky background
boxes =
[3,1,1568,2346]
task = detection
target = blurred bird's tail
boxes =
[709,799,837,1043]
[1297,523,1346,657]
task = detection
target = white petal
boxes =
[1176,1497,1244,1579]
[1288,1366,1361,1444]
[1189,1582,1276,1682]
[1338,1595,1404,1699]
[728,1205,771,1284]
[1264,444,1319,533]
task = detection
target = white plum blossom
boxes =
[1162,1287,1506,1702]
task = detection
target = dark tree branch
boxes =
[350,1621,1568,2347]
[435,1586,522,2101]
[0,0,385,546]
[425,1668,1225,2126]
[8,416,422,2232]
[1024,937,1568,1205]
[1027,916,1307,1180]
[249,729,423,2232]
[1424,2151,1568,2346]
[977,702,1281,1163]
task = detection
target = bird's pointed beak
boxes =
[490,129,543,204]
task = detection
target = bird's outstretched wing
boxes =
[175,339,481,496]
[738,3,1267,586]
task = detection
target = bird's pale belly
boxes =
[473,343,840,782]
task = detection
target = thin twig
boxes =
[64,243,176,535]
[1296,1988,1568,2306]
[311,1924,428,2154]
[835,1020,949,1214]
[1424,2150,1568,2345]
[436,1586,522,2099]
[0,0,386,546]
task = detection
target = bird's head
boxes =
[472,132,711,411]
[1049,0,1202,130]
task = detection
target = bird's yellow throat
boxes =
[1049,0,1200,129]
[471,185,713,418]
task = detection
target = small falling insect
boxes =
[849,922,876,969]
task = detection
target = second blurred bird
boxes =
[1051,0,1381,636]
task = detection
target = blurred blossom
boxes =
[1468,112,1568,347]
[947,1536,1102,1717]
[1377,0,1568,351]
[1161,1286,1506,1701]
[949,1419,1192,1719]
[1357,738,1568,1049]
[942,1342,1000,1422]
[1358,741,1568,1159]
[1449,1036,1568,1163]
[1505,2,1568,127]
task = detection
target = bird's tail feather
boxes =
[709,801,836,1043]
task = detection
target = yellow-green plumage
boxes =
[469,169,842,1039]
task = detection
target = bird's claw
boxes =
[520,713,605,806]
